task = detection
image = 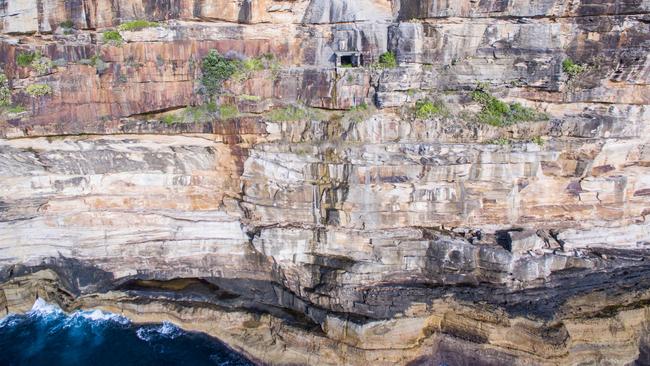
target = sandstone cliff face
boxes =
[1,1,650,365]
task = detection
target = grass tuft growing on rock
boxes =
[16,52,37,67]
[239,94,261,101]
[343,102,374,123]
[201,51,280,98]
[268,105,323,122]
[0,73,11,106]
[118,20,159,32]
[30,53,53,75]
[562,58,586,78]
[471,85,547,126]
[161,114,177,125]
[5,105,26,114]
[60,20,74,29]
[490,137,511,146]
[376,51,397,68]
[102,30,123,44]
[531,136,545,146]
[414,99,448,119]
[25,83,52,97]
[219,104,239,119]
[158,103,219,125]
[201,50,240,98]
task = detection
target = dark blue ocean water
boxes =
[0,299,253,366]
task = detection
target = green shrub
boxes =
[509,102,539,121]
[25,83,52,97]
[201,50,240,98]
[471,85,547,126]
[0,73,11,106]
[5,105,26,113]
[376,51,397,68]
[159,103,220,125]
[232,54,279,82]
[102,30,123,44]
[185,103,216,122]
[268,105,321,122]
[118,20,159,32]
[219,104,238,119]
[531,136,544,146]
[201,51,280,97]
[15,51,53,74]
[268,106,306,122]
[239,94,261,101]
[263,53,281,80]
[415,99,448,119]
[562,59,586,77]
[161,114,178,125]
[242,58,265,72]
[490,137,511,146]
[60,20,74,29]
[344,102,373,123]
[31,54,53,75]
[349,103,368,112]
[16,52,37,67]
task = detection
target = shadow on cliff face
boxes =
[0,256,114,296]
[406,336,521,366]
[238,0,252,23]
[636,329,650,366]
[116,277,326,333]
[4,249,650,328]
[144,0,182,20]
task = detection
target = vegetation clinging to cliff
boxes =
[201,50,239,98]
[219,104,239,119]
[30,53,53,75]
[376,51,397,68]
[16,51,53,75]
[60,20,74,29]
[25,84,52,97]
[0,73,11,106]
[118,20,159,32]
[562,58,586,78]
[415,99,448,119]
[268,105,324,122]
[201,51,279,98]
[471,84,547,126]
[16,52,36,67]
[103,30,123,44]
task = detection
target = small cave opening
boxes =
[340,55,354,67]
[336,52,361,68]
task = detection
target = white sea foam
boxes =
[135,327,152,341]
[29,298,63,316]
[73,309,130,325]
[0,314,19,328]
[136,321,182,341]
[158,322,180,337]
[24,298,130,327]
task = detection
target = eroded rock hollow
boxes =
[1,0,650,364]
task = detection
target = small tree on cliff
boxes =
[0,73,11,107]
[201,50,239,100]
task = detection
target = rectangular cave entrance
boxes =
[336,52,362,68]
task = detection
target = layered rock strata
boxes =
[1,1,650,365]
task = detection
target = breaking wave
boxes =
[0,298,252,366]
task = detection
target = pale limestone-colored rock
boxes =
[508,230,546,255]
[0,1,649,365]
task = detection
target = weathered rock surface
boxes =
[1,0,650,365]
